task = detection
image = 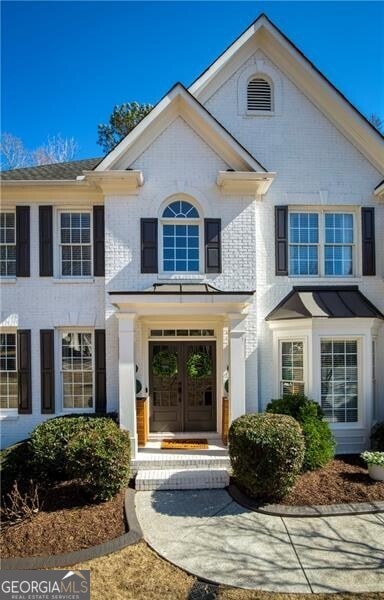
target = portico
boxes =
[110,284,254,457]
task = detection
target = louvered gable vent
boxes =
[247,78,272,111]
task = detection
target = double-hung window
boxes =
[320,339,358,423]
[0,333,18,409]
[280,340,305,397]
[61,331,93,409]
[162,201,200,272]
[60,212,91,277]
[0,212,16,277]
[289,211,355,277]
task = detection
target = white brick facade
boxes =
[1,16,383,453]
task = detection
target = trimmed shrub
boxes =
[371,422,384,451]
[229,413,305,501]
[266,394,335,471]
[29,413,120,482]
[66,420,131,501]
[1,441,32,494]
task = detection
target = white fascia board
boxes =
[94,84,265,173]
[216,170,276,196]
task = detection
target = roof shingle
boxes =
[0,157,102,181]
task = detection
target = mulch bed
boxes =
[282,455,384,506]
[0,481,126,558]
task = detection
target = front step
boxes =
[132,453,231,473]
[135,468,230,491]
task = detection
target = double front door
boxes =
[149,341,216,432]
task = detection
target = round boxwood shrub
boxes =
[229,413,305,501]
[266,394,335,471]
[371,422,384,451]
[29,413,120,483]
[66,420,131,501]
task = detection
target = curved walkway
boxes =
[135,489,384,594]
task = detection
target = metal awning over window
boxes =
[266,286,384,321]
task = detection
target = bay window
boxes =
[320,339,358,423]
[280,340,305,397]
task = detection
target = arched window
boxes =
[247,77,272,112]
[161,200,200,272]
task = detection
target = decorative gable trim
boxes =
[94,84,267,173]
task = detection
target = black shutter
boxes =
[141,218,158,273]
[18,330,32,414]
[204,219,221,273]
[40,330,55,414]
[95,329,106,413]
[39,206,53,276]
[275,206,288,276]
[93,206,105,276]
[16,206,30,277]
[362,207,376,276]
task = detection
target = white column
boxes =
[117,313,138,457]
[229,313,247,423]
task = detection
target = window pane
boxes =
[60,212,92,277]
[320,339,358,423]
[163,223,199,272]
[62,332,93,409]
[162,201,199,218]
[280,341,304,397]
[0,334,17,409]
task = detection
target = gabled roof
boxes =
[266,286,384,321]
[95,83,267,173]
[0,157,101,180]
[190,13,384,172]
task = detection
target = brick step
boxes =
[135,468,230,491]
[131,454,231,473]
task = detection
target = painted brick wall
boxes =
[1,204,105,448]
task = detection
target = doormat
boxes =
[161,439,209,450]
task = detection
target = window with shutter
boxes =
[247,78,272,112]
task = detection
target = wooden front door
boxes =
[149,341,216,432]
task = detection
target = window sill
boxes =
[0,412,19,421]
[0,278,17,284]
[53,278,95,284]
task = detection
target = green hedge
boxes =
[229,413,305,501]
[266,394,335,471]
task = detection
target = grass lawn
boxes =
[71,541,384,600]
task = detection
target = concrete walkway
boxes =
[135,489,384,594]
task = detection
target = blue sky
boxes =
[2,1,383,159]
